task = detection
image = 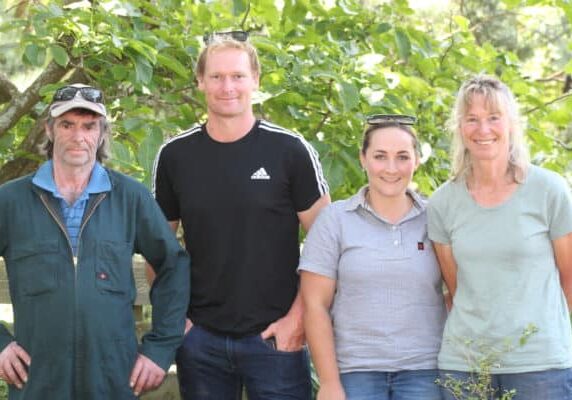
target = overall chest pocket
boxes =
[9,240,60,296]
[95,240,133,296]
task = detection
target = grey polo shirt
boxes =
[299,186,446,373]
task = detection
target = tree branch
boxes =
[534,71,565,83]
[554,137,572,152]
[240,2,251,30]
[0,110,49,184]
[0,72,20,105]
[0,67,89,184]
[312,79,335,136]
[314,110,331,136]
[0,60,70,138]
[524,92,572,114]
[439,11,457,68]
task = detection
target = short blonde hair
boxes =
[195,36,261,79]
[448,74,529,182]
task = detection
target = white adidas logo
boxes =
[251,167,271,180]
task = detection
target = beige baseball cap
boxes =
[49,83,107,117]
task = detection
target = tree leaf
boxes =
[157,53,189,79]
[110,141,133,167]
[564,58,572,74]
[111,65,129,80]
[123,117,145,132]
[137,127,163,177]
[287,105,309,120]
[338,148,364,183]
[453,15,470,31]
[233,0,247,16]
[394,28,411,60]
[337,82,360,112]
[127,39,157,64]
[310,70,339,81]
[50,45,69,67]
[376,22,392,34]
[321,153,346,192]
[47,4,64,17]
[134,56,153,84]
[24,43,46,66]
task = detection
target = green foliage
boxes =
[1,0,572,195]
[437,324,539,400]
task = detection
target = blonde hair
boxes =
[448,74,529,182]
[195,36,261,79]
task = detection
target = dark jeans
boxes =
[176,325,312,400]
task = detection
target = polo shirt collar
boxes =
[345,186,369,211]
[344,185,427,220]
[32,160,111,197]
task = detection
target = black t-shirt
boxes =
[153,120,328,336]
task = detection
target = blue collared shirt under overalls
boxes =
[32,160,111,255]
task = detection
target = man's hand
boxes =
[260,312,304,352]
[130,354,166,396]
[0,342,31,389]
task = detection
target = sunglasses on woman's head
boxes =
[366,114,417,126]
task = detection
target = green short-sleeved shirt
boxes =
[428,165,572,373]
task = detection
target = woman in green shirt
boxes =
[428,74,572,399]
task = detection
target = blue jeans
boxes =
[439,368,572,400]
[176,325,312,400]
[340,369,442,400]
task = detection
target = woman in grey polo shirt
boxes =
[299,116,446,400]
[428,75,572,399]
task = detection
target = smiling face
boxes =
[197,47,259,120]
[461,93,511,165]
[360,126,419,199]
[46,109,102,170]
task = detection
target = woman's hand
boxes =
[317,381,346,400]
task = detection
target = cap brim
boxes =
[49,98,107,118]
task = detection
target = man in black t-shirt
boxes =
[151,31,330,400]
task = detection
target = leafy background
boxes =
[1,0,571,200]
[0,1,571,398]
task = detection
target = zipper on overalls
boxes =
[38,193,76,267]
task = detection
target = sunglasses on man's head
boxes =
[366,114,417,126]
[53,86,104,103]
[203,30,249,45]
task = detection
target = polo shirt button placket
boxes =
[391,225,400,246]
